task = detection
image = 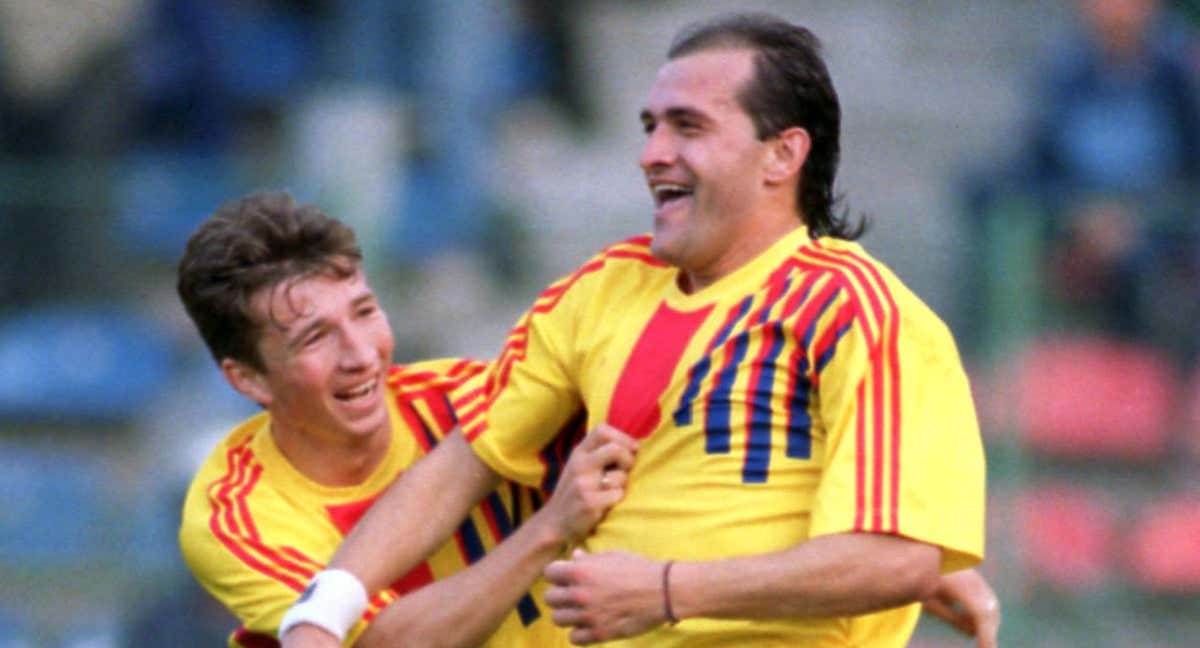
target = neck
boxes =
[270,421,391,487]
[681,218,803,294]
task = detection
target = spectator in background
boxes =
[962,0,1200,354]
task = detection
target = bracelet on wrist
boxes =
[662,560,680,626]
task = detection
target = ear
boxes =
[221,358,273,408]
[763,127,810,185]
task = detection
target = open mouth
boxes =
[652,183,694,208]
[335,379,376,403]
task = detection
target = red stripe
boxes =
[479,497,504,542]
[233,627,281,648]
[796,244,899,531]
[489,238,664,402]
[826,246,903,532]
[854,381,867,531]
[207,442,321,592]
[820,244,902,530]
[608,302,712,439]
[740,276,793,442]
[209,497,308,593]
[393,394,435,452]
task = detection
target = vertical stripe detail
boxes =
[536,410,587,493]
[797,242,902,533]
[608,302,713,439]
[673,295,754,446]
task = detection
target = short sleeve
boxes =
[808,281,985,573]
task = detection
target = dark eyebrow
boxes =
[640,106,711,127]
[286,317,326,350]
[283,289,377,349]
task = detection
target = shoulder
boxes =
[179,415,271,553]
[791,237,949,341]
[551,235,670,290]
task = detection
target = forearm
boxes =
[672,533,941,620]
[356,507,568,648]
[332,431,499,593]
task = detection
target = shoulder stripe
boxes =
[807,243,902,533]
[206,441,318,593]
[474,241,663,441]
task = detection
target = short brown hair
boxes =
[177,191,362,370]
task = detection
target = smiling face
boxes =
[226,267,395,448]
[639,47,784,290]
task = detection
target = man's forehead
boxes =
[255,269,369,330]
[645,47,755,110]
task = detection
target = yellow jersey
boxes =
[466,228,986,647]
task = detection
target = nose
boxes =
[639,127,676,172]
[338,326,375,371]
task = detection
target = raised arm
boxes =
[356,425,637,647]
[281,430,497,646]
[544,532,940,645]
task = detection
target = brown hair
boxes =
[176,191,362,370]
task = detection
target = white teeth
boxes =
[653,184,692,204]
[340,381,373,399]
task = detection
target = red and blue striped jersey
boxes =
[180,359,561,647]
[467,228,986,647]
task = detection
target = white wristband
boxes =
[279,569,369,642]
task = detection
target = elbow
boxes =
[891,543,942,604]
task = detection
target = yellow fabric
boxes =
[179,358,564,647]
[467,230,986,647]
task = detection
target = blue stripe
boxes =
[516,593,541,626]
[674,296,754,427]
[486,492,514,537]
[785,287,840,459]
[483,491,541,626]
[538,410,585,493]
[815,318,855,374]
[456,518,486,564]
[740,278,794,482]
[743,321,786,482]
[705,328,751,454]
[442,393,459,425]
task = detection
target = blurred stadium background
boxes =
[1,0,1198,645]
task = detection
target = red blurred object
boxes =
[1126,495,1200,592]
[1014,336,1177,461]
[1014,484,1119,592]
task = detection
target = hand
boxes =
[543,424,638,544]
[543,549,665,645]
[921,568,1000,648]
[279,623,341,648]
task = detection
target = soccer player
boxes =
[283,13,995,648]
[176,192,636,647]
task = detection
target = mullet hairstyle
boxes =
[177,191,362,371]
[668,12,864,240]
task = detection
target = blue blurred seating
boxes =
[0,443,118,566]
[0,304,175,423]
[112,150,237,263]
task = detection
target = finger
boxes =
[543,585,577,608]
[587,442,636,473]
[551,605,588,627]
[569,627,599,645]
[923,598,973,636]
[599,469,628,490]
[975,600,1000,648]
[572,548,588,559]
[544,560,575,584]
[590,423,639,451]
